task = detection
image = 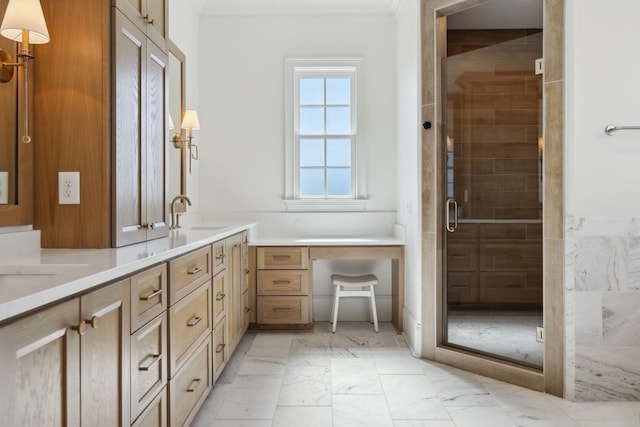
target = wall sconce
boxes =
[0,0,50,144]
[171,109,200,174]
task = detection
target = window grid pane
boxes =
[296,73,354,198]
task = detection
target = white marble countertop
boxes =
[249,236,404,246]
[0,221,256,324]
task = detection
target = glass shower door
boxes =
[443,25,544,369]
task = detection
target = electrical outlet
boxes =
[536,326,544,343]
[0,172,7,204]
[59,172,80,204]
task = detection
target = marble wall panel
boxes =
[571,217,640,401]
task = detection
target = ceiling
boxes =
[197,0,400,15]
[195,0,543,29]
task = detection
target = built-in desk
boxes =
[249,238,405,332]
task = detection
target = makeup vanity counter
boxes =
[248,236,405,332]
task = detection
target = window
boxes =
[285,58,366,211]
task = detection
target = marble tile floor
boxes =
[191,322,640,427]
[447,311,544,368]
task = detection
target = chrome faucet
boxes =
[170,195,192,230]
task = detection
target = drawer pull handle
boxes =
[215,254,226,260]
[215,343,226,353]
[187,316,203,327]
[139,354,162,371]
[187,378,201,392]
[244,307,250,313]
[143,14,155,25]
[245,269,250,275]
[273,307,292,312]
[216,293,226,301]
[272,280,291,285]
[140,289,163,301]
[273,255,291,259]
[187,266,203,275]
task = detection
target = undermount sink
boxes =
[189,226,226,231]
[0,264,88,276]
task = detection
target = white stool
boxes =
[330,274,379,333]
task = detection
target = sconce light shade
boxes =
[0,0,50,44]
[181,109,200,130]
[169,114,175,130]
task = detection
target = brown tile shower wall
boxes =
[447,29,543,221]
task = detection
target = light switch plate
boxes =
[0,172,8,204]
[59,172,80,205]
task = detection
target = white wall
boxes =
[565,0,640,401]
[394,0,422,353]
[168,0,202,210]
[566,0,640,218]
[197,13,397,216]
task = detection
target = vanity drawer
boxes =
[257,296,309,324]
[169,282,212,377]
[212,270,227,326]
[212,240,227,276]
[131,312,167,421]
[257,270,309,295]
[212,318,227,382]
[131,264,167,332]
[168,246,212,305]
[169,336,211,427]
[131,385,167,427]
[257,247,309,270]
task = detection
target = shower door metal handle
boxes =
[446,198,458,232]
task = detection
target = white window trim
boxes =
[284,57,368,212]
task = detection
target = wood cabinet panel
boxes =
[257,247,309,270]
[212,319,227,382]
[212,240,227,276]
[80,279,131,427]
[132,386,167,427]
[131,312,167,421]
[257,296,309,324]
[113,9,168,247]
[131,263,167,332]
[257,270,310,295]
[168,282,212,377]
[114,0,167,51]
[168,246,212,305]
[213,270,227,326]
[479,242,542,272]
[169,336,211,427]
[0,299,80,426]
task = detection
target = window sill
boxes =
[283,198,368,212]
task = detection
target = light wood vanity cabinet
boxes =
[256,247,312,325]
[0,279,130,426]
[114,0,168,50]
[0,233,253,427]
[167,247,213,426]
[130,263,168,426]
[227,232,249,354]
[113,8,169,247]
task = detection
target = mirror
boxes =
[168,40,186,198]
[0,0,33,227]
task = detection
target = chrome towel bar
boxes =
[605,125,640,135]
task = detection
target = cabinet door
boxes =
[145,40,169,241]
[145,0,167,49]
[80,279,131,427]
[113,10,147,247]
[226,234,244,353]
[114,0,167,51]
[113,9,168,247]
[0,299,81,427]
